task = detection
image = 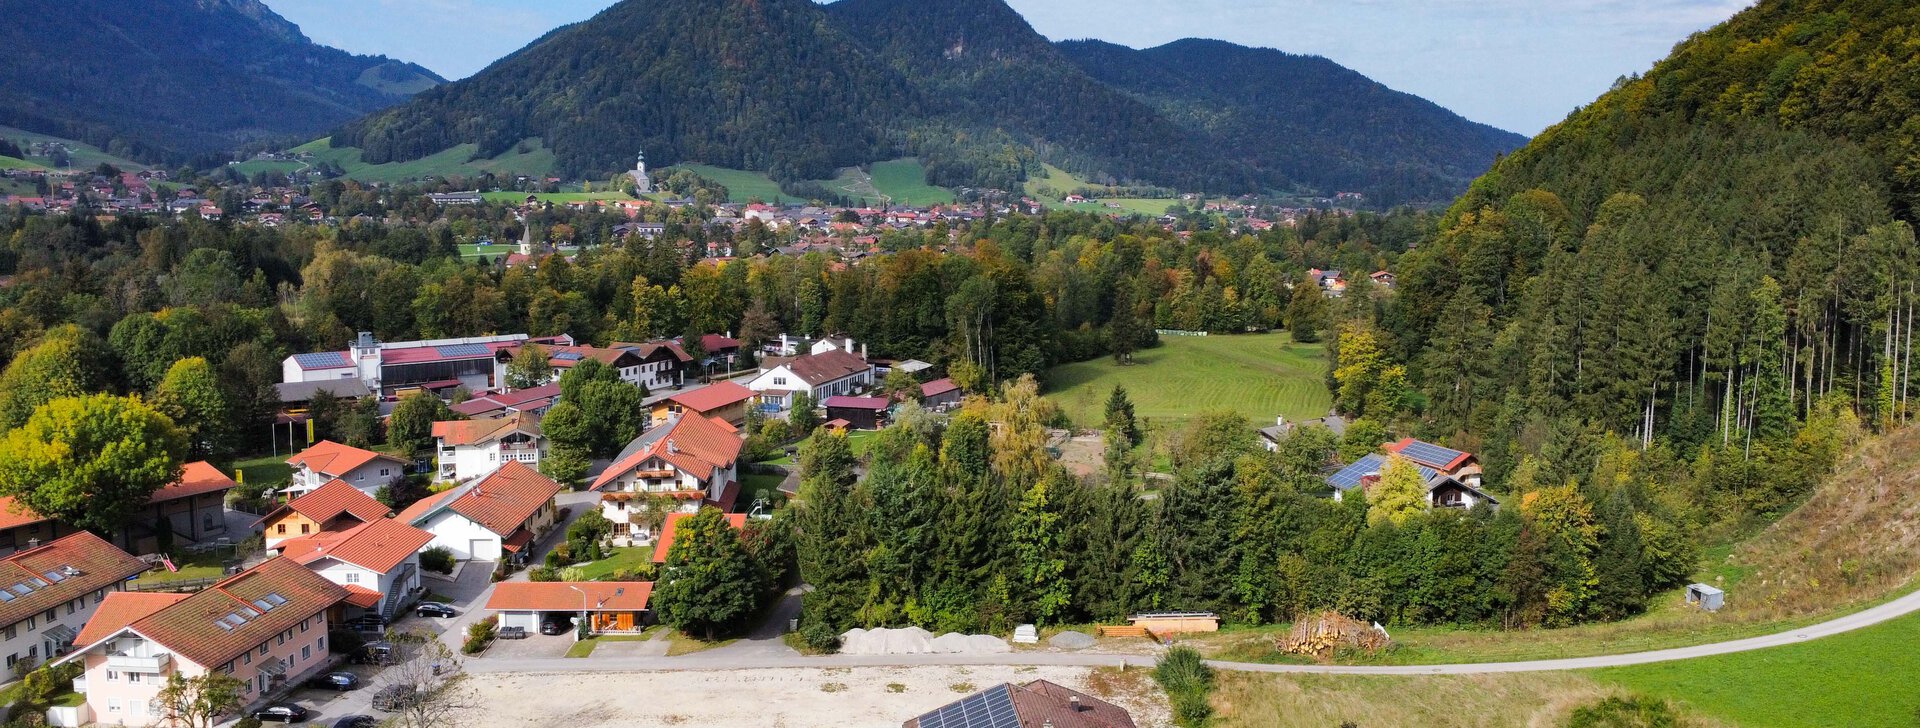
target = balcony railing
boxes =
[106,652,172,672]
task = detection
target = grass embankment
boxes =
[565,630,658,658]
[229,137,557,183]
[1043,333,1331,430]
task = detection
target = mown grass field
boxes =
[0,125,146,171]
[229,137,558,183]
[866,159,954,206]
[1211,671,1630,728]
[1044,333,1330,430]
[1067,198,1180,217]
[671,164,799,204]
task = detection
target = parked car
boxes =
[498,626,528,640]
[306,671,360,691]
[415,602,456,618]
[539,613,575,636]
[253,704,310,723]
[372,685,421,712]
[352,641,397,666]
[331,717,378,728]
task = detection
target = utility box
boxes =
[1686,583,1725,612]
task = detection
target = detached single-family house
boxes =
[431,412,546,483]
[1383,438,1484,487]
[398,462,563,562]
[285,441,408,498]
[652,381,755,428]
[59,559,347,726]
[485,582,652,635]
[1324,438,1498,511]
[256,479,392,550]
[746,349,874,412]
[905,680,1137,728]
[0,532,149,671]
[0,461,234,557]
[592,415,743,545]
[276,518,434,622]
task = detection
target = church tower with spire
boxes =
[630,150,653,194]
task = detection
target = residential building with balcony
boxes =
[431,412,545,483]
[397,462,563,562]
[0,532,149,671]
[591,415,742,546]
[277,518,433,623]
[256,479,393,551]
[59,558,347,726]
[285,441,408,498]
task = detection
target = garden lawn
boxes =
[1588,609,1920,728]
[125,548,233,589]
[1044,333,1330,429]
[227,454,291,491]
[573,547,654,581]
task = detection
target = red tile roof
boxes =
[288,441,406,478]
[651,512,748,563]
[823,395,889,410]
[0,532,149,628]
[258,479,390,529]
[592,416,743,490]
[431,411,541,447]
[666,381,754,414]
[485,582,652,612]
[700,334,741,352]
[72,593,188,647]
[0,461,235,531]
[281,518,434,574]
[98,558,348,669]
[402,462,560,536]
[340,584,382,609]
[920,378,959,398]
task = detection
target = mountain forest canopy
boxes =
[334,0,1525,205]
[0,0,443,166]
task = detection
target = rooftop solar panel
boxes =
[554,352,586,362]
[916,684,1020,728]
[1398,440,1465,468]
[1325,454,1386,491]
[293,351,350,369]
[435,344,494,358]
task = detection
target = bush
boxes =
[528,566,560,582]
[1566,695,1687,728]
[233,718,263,728]
[1153,646,1215,727]
[420,546,455,575]
[800,623,840,654]
[462,619,497,655]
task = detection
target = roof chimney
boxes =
[1070,696,1081,712]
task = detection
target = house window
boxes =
[772,377,787,386]
[3,625,15,640]
[94,589,104,604]
[106,670,119,681]
[243,652,251,666]
[318,636,326,651]
[259,643,268,656]
[277,633,286,646]
[301,645,311,661]
[65,601,75,615]
[344,573,360,583]
[26,617,33,630]
[41,609,53,623]
[300,524,311,535]
[128,673,141,684]
[108,699,120,713]
[276,524,287,535]
[379,468,390,477]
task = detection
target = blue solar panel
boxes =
[1325,454,1385,491]
[553,352,586,362]
[916,684,1020,728]
[293,351,349,369]
[1398,440,1466,469]
[435,344,493,358]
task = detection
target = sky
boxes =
[266,0,1753,136]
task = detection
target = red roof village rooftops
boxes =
[592,415,744,491]
[485,581,653,612]
[667,381,755,413]
[431,411,541,447]
[280,518,435,574]
[449,383,561,417]
[256,479,390,529]
[288,441,406,479]
[61,558,348,671]
[399,461,562,536]
[920,378,959,398]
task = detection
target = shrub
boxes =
[462,619,497,655]
[233,718,263,728]
[1566,695,1687,728]
[420,546,455,575]
[799,623,840,654]
[528,566,559,582]
[1153,646,1215,727]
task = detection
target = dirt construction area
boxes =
[452,665,1171,727]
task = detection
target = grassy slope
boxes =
[672,164,799,204]
[867,159,954,206]
[229,137,557,183]
[1043,333,1331,429]
[1024,163,1177,216]
[0,125,146,171]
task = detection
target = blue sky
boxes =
[267,0,1753,136]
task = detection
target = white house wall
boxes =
[416,512,500,562]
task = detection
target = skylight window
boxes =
[263,593,288,607]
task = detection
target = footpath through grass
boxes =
[1044,333,1330,429]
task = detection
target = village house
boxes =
[0,532,149,671]
[448,382,561,419]
[746,349,874,412]
[285,440,409,498]
[591,415,743,546]
[432,412,546,482]
[281,332,575,395]
[276,518,434,623]
[651,381,756,428]
[59,559,347,726]
[1307,268,1348,297]
[919,378,963,410]
[1324,439,1498,511]
[256,479,392,551]
[0,462,235,557]
[905,680,1137,728]
[608,340,695,391]
[398,462,563,562]
[485,581,652,636]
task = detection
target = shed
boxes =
[1128,612,1219,635]
[920,378,962,410]
[1686,583,1724,612]
[823,396,890,430]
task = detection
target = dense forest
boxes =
[0,0,442,165]
[337,0,1523,204]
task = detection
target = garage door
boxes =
[470,539,493,561]
[499,611,538,631]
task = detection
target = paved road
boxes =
[464,588,1920,676]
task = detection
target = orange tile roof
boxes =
[282,518,434,574]
[0,532,149,628]
[340,584,382,609]
[652,512,749,563]
[73,593,188,647]
[257,479,391,529]
[666,381,754,414]
[592,415,743,490]
[0,461,234,531]
[110,558,348,669]
[403,462,560,537]
[484,582,652,612]
[394,488,457,525]
[431,412,541,447]
[288,440,406,478]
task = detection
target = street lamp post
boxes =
[566,584,588,639]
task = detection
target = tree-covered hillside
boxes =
[0,0,443,165]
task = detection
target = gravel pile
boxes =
[1048,631,1096,650]
[839,627,1010,655]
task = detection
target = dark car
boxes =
[345,615,388,632]
[498,626,528,640]
[331,717,378,728]
[306,671,360,691]
[254,703,310,723]
[538,616,571,636]
[415,602,456,618]
[372,684,421,712]
[352,641,397,666]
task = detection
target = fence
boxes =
[1155,329,1210,337]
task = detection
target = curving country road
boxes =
[462,587,1920,676]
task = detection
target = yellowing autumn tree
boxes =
[1366,454,1427,526]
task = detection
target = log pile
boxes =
[1276,611,1389,659]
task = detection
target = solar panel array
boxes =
[1398,440,1466,468]
[554,352,586,362]
[293,351,350,369]
[435,343,494,358]
[1325,454,1386,491]
[916,684,1020,728]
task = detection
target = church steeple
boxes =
[630,150,653,194]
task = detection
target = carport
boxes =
[485,581,654,634]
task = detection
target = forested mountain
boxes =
[338,0,1525,204]
[1057,38,1528,207]
[0,0,443,165]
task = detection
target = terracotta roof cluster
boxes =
[652,512,749,563]
[288,441,405,478]
[449,383,561,418]
[666,381,755,414]
[72,593,187,646]
[0,461,234,531]
[399,461,561,536]
[258,479,390,529]
[485,582,652,612]
[778,349,870,387]
[431,411,542,447]
[904,680,1136,728]
[280,518,435,574]
[592,415,743,491]
[0,532,148,628]
[75,558,348,669]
